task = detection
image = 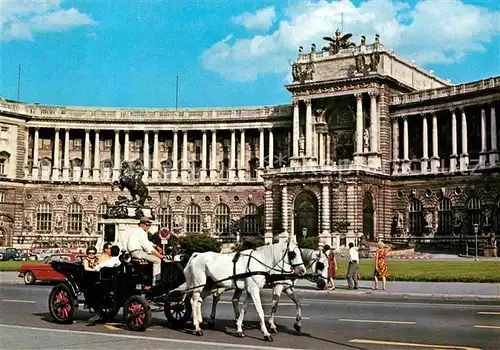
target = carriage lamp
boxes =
[473,223,479,261]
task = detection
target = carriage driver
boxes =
[126,216,165,286]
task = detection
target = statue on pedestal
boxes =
[298,134,305,157]
[363,128,370,151]
[112,159,150,207]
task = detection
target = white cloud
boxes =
[1,0,96,41]
[231,6,276,31]
[202,0,500,82]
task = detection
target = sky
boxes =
[1,0,499,108]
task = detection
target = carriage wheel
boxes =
[164,290,192,328]
[48,283,77,324]
[123,295,152,331]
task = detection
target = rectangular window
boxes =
[0,192,5,202]
[0,160,5,175]
[104,139,113,151]
[41,139,51,150]
[73,139,82,150]
[0,127,8,140]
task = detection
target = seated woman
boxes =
[83,246,98,271]
[93,246,121,271]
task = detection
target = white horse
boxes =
[183,240,306,341]
[209,248,328,333]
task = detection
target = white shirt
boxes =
[93,256,121,271]
[127,226,155,254]
[349,246,359,262]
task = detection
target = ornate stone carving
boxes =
[363,128,370,150]
[424,211,433,229]
[291,61,315,83]
[204,214,212,229]
[298,134,305,156]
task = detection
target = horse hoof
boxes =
[195,330,203,336]
[270,327,278,333]
[264,335,273,342]
[236,332,245,338]
[293,324,301,333]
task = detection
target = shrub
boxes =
[236,236,266,251]
[179,234,221,262]
[298,236,319,249]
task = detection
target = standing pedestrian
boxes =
[324,245,337,290]
[373,241,389,290]
[347,242,359,290]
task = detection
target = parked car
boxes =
[20,252,38,261]
[0,247,22,261]
[18,253,86,285]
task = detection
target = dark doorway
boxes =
[363,192,374,241]
[294,191,318,239]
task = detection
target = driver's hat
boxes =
[86,246,97,254]
[139,216,152,225]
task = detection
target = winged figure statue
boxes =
[322,29,356,54]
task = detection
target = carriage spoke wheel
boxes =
[48,283,77,324]
[123,295,151,331]
[164,291,192,328]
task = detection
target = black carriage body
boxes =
[48,259,189,328]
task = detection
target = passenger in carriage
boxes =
[97,242,113,264]
[126,216,165,286]
[94,245,121,271]
[83,246,98,271]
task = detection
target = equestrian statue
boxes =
[112,159,149,207]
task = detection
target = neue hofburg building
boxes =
[1,32,499,250]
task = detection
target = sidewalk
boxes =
[2,271,499,301]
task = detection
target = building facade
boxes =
[1,32,499,249]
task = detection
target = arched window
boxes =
[214,204,230,236]
[67,202,83,233]
[409,199,423,235]
[158,206,172,228]
[36,202,52,232]
[186,204,201,234]
[438,198,453,235]
[95,203,107,232]
[363,192,375,241]
[241,204,260,236]
[467,197,482,232]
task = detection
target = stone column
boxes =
[392,119,400,174]
[305,99,313,158]
[318,133,325,165]
[200,130,207,182]
[257,128,265,180]
[63,128,70,181]
[92,130,100,181]
[181,130,188,181]
[210,130,218,180]
[354,93,363,164]
[292,100,299,158]
[152,131,159,181]
[229,129,236,181]
[124,131,130,162]
[369,91,378,152]
[431,112,440,173]
[112,130,120,181]
[450,109,458,172]
[171,130,179,181]
[238,129,246,180]
[52,128,60,180]
[325,134,331,166]
[264,185,274,244]
[268,128,274,169]
[32,128,39,179]
[402,116,410,173]
[479,107,488,167]
[23,127,29,178]
[421,114,429,174]
[321,183,330,236]
[281,186,289,236]
[460,108,469,171]
[83,129,91,180]
[143,130,150,180]
[490,104,498,165]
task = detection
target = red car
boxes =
[18,253,86,285]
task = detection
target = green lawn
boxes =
[1,259,499,283]
[0,260,45,272]
[333,260,500,283]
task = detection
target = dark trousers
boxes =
[347,261,359,289]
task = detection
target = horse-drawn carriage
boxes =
[48,253,191,331]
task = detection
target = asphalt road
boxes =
[0,283,499,350]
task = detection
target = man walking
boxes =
[127,217,164,286]
[347,242,359,290]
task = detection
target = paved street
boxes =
[1,283,499,349]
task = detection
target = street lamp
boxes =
[473,223,479,261]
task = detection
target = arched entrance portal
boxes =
[363,192,375,241]
[294,191,318,239]
[0,228,5,247]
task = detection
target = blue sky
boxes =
[1,0,499,108]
